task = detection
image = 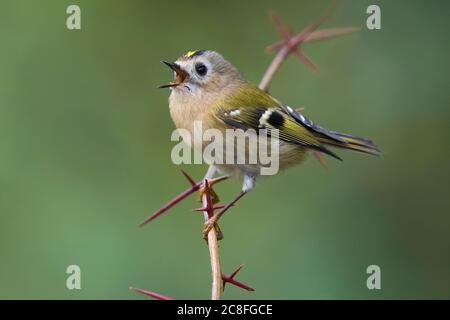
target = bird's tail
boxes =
[318,131,382,156]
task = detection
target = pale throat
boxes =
[169,88,216,134]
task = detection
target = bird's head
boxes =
[160,50,242,95]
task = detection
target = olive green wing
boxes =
[214,84,341,160]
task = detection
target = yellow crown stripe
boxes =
[185,50,199,58]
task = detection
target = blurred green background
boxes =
[0,0,449,299]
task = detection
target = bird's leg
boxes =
[203,190,247,239]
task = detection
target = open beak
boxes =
[159,61,188,88]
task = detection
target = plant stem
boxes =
[201,165,223,300]
[259,46,290,91]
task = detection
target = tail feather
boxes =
[283,107,381,157]
[318,131,382,156]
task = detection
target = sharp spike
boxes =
[129,287,175,300]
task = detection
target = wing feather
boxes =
[214,84,341,160]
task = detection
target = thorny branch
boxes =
[132,8,358,300]
[200,167,223,300]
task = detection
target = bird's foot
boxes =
[197,175,229,203]
[198,184,219,204]
[202,190,248,241]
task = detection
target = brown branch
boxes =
[200,166,223,300]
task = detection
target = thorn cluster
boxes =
[139,171,228,227]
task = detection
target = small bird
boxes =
[160,50,381,235]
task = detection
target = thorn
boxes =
[139,172,230,227]
[139,182,201,227]
[229,264,244,279]
[266,27,359,53]
[304,26,360,43]
[270,11,291,43]
[129,287,175,300]
[181,169,196,186]
[293,49,319,74]
[208,175,230,186]
[139,171,203,227]
[222,265,255,292]
[313,151,328,169]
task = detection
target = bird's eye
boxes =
[195,63,207,76]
